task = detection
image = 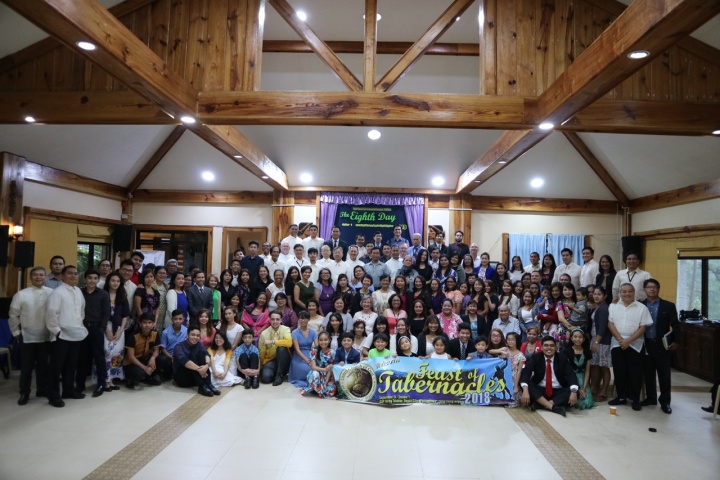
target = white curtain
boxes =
[547,234,586,266]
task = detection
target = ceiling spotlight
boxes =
[300,173,313,183]
[261,175,269,179]
[233,154,243,159]
[201,171,215,181]
[76,41,96,51]
[627,50,650,60]
[498,160,507,164]
[368,129,381,140]
[363,13,382,21]
[431,176,445,187]
[180,115,196,125]
[456,16,461,21]
[24,116,36,123]
[538,122,554,131]
[530,178,544,188]
[296,10,307,21]
[712,129,720,135]
[474,180,481,184]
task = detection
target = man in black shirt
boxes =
[173,326,220,397]
[240,240,265,280]
[78,270,111,398]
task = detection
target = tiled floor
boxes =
[0,369,718,480]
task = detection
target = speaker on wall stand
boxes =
[113,225,133,252]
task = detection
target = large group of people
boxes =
[8,223,695,416]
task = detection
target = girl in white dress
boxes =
[208,331,243,387]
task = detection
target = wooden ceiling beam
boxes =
[199,90,530,128]
[375,0,476,92]
[289,186,455,195]
[0,0,158,74]
[263,40,480,56]
[0,91,171,124]
[456,0,720,194]
[562,132,631,206]
[24,161,127,200]
[363,0,378,92]
[472,196,619,214]
[5,0,288,191]
[268,0,362,91]
[630,179,720,213]
[132,189,273,204]
[127,126,186,193]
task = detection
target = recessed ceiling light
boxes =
[627,50,650,60]
[363,13,382,21]
[24,116,36,123]
[474,180,481,184]
[498,160,507,164]
[233,154,242,159]
[530,178,544,188]
[368,129,381,140]
[712,129,720,135]
[76,41,96,51]
[300,173,313,183]
[261,175,269,179]
[180,115,196,125]
[432,176,445,187]
[201,171,215,181]
[538,122,554,131]
[456,16,461,21]
[296,10,307,21]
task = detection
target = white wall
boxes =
[632,199,720,233]
[295,205,317,226]
[428,209,450,236]
[471,211,623,263]
[24,181,123,220]
[132,203,272,274]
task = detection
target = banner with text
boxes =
[335,203,407,245]
[333,357,514,406]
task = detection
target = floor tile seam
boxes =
[83,393,223,480]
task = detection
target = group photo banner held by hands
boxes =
[333,357,514,406]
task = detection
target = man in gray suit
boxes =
[186,270,213,323]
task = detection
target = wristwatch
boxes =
[570,386,579,393]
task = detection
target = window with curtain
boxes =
[547,234,587,266]
[508,234,547,268]
[677,248,720,318]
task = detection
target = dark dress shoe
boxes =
[145,375,161,386]
[640,399,657,406]
[701,405,715,413]
[62,392,86,400]
[272,376,283,386]
[661,403,672,414]
[92,386,104,398]
[552,405,567,417]
[608,398,627,406]
[252,377,260,389]
[18,393,30,405]
[210,386,221,396]
[529,402,539,412]
[631,401,642,411]
[244,378,252,389]
[102,385,114,393]
[110,385,120,391]
[126,379,135,390]
[49,398,65,408]
[198,386,214,397]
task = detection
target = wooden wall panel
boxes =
[168,0,190,82]
[479,0,497,95]
[516,0,536,96]
[185,0,209,89]
[204,0,229,91]
[496,0,517,96]
[150,0,171,64]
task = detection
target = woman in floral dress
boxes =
[303,331,337,398]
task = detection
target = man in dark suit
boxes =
[447,323,476,360]
[447,230,469,259]
[641,278,679,414]
[186,270,213,323]
[323,225,349,260]
[520,335,579,416]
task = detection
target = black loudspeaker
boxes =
[113,225,133,251]
[0,225,7,267]
[13,241,35,268]
[621,235,643,262]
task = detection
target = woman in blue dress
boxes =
[288,310,317,387]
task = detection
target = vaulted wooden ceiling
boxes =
[1,0,719,211]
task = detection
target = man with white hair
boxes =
[345,245,363,272]
[407,233,425,262]
[470,243,481,268]
[278,241,293,262]
[327,247,350,287]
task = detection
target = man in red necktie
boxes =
[519,336,579,416]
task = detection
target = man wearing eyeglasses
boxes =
[45,265,87,408]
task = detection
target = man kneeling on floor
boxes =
[124,313,168,389]
[172,325,221,397]
[519,335,579,416]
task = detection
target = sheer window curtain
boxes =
[509,234,547,268]
[547,234,586,266]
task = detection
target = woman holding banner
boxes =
[438,299,462,339]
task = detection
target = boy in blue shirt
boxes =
[235,329,260,389]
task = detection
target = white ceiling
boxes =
[0,0,719,199]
